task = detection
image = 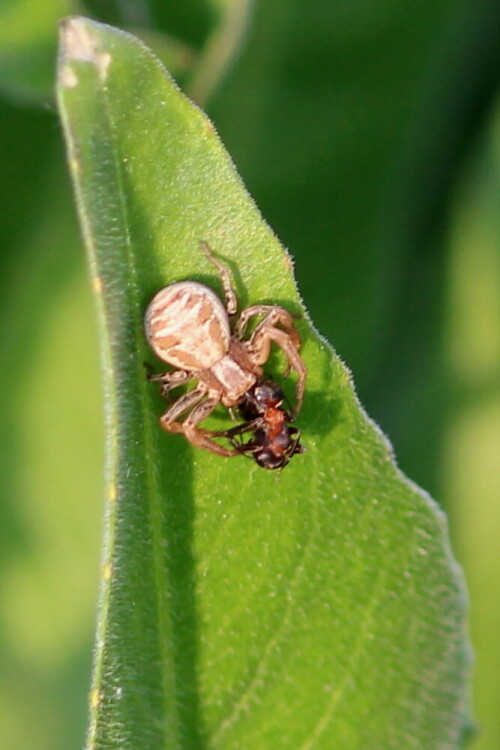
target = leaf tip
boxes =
[59,16,96,62]
[58,16,111,84]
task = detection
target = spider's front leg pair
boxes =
[201,240,305,413]
[236,305,306,415]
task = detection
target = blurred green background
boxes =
[0,1,498,748]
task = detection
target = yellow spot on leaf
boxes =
[89,689,100,710]
[92,276,103,294]
[98,52,111,81]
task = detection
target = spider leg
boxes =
[159,384,206,429]
[160,385,237,458]
[199,241,238,316]
[235,305,301,350]
[247,326,306,416]
[148,369,192,397]
[183,394,239,457]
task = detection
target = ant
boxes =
[217,380,305,470]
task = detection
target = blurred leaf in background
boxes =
[0,0,69,102]
[0,1,498,749]
[444,114,500,750]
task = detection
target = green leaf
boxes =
[57,16,471,750]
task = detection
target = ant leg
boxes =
[210,418,262,439]
[199,241,238,316]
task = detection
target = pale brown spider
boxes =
[144,242,306,458]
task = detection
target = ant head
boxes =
[253,381,285,408]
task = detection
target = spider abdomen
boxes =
[145,281,230,370]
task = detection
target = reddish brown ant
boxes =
[217,380,305,470]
